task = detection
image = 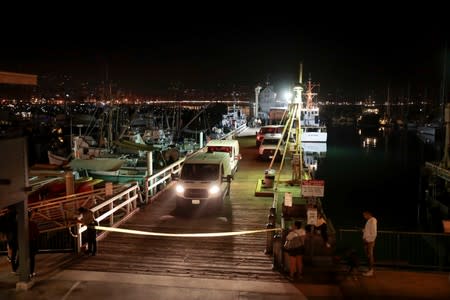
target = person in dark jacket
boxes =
[77,207,98,256]
[5,206,19,273]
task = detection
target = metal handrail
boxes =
[76,183,140,252]
[339,228,450,237]
[337,228,450,271]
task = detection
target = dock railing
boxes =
[0,183,141,254]
[76,182,141,252]
[143,158,185,204]
[337,228,450,271]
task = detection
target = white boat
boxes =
[417,125,438,144]
[300,77,327,143]
[48,151,71,166]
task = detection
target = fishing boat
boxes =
[357,100,380,129]
[298,76,327,142]
[48,151,71,166]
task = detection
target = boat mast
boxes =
[387,84,390,121]
[304,74,319,109]
[440,42,447,125]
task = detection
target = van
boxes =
[206,139,241,175]
[173,152,232,209]
[256,125,284,147]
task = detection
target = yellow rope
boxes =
[94,225,281,238]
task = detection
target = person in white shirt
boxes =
[362,210,377,276]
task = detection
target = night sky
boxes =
[0,7,448,98]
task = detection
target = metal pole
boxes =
[147,151,153,177]
[16,201,30,284]
[443,104,450,168]
[255,86,261,119]
[200,131,204,149]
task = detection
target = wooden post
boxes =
[109,202,114,226]
[76,224,82,254]
[16,201,30,283]
[105,182,113,196]
[265,207,276,254]
[65,172,74,196]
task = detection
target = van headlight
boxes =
[209,185,220,195]
[175,184,185,194]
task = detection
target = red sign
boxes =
[301,180,325,197]
[303,180,324,186]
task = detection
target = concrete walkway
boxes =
[1,253,449,299]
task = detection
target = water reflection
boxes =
[302,142,327,173]
[358,127,382,149]
[318,126,442,231]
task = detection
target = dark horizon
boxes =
[0,12,448,100]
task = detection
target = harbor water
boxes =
[316,126,442,231]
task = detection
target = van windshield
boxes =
[181,164,219,180]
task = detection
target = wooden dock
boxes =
[61,136,289,282]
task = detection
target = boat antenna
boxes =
[299,62,303,84]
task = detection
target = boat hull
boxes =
[301,132,327,143]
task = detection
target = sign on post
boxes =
[284,192,292,207]
[307,208,318,225]
[301,180,325,197]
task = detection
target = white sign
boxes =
[307,208,318,225]
[284,192,292,207]
[301,180,325,197]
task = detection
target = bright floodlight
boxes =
[284,91,293,101]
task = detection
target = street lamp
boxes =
[284,91,293,103]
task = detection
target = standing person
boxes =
[5,205,19,273]
[315,213,331,248]
[77,207,97,256]
[362,210,377,276]
[285,220,306,281]
[28,210,40,277]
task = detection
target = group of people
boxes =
[284,209,377,281]
[284,213,330,281]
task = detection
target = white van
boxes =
[256,125,284,147]
[174,151,232,209]
[206,139,241,175]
